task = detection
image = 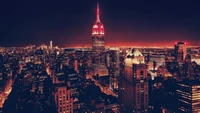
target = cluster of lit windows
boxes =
[179,99,191,104]
[178,84,191,88]
[92,31,104,35]
[177,83,200,113]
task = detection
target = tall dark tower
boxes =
[174,42,187,62]
[92,3,108,76]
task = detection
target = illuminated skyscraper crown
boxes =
[92,3,105,36]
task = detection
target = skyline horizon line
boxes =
[1,42,200,48]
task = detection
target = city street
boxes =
[87,74,118,97]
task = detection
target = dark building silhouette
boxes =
[107,47,120,91]
[174,42,187,62]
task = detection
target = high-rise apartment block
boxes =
[108,47,120,91]
[177,81,200,113]
[55,84,73,113]
[174,42,187,62]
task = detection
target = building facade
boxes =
[55,85,73,113]
[108,47,120,91]
[174,42,187,62]
[177,81,200,113]
[53,73,73,113]
[119,49,148,113]
[91,3,108,76]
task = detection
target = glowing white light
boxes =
[93,25,98,28]
[92,31,98,35]
[100,32,104,35]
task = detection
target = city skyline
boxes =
[1,1,200,113]
[1,0,200,47]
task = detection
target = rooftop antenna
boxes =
[96,1,100,23]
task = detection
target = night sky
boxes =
[0,0,200,47]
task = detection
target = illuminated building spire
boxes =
[92,1,104,35]
[96,2,100,22]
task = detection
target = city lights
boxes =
[0,1,200,113]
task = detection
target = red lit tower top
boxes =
[92,3,105,36]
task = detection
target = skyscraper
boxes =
[92,3,108,76]
[177,81,200,113]
[174,42,187,62]
[74,59,78,73]
[108,47,120,91]
[55,85,73,113]
[53,72,73,113]
[119,49,148,113]
[50,40,53,49]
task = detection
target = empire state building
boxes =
[92,3,108,76]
